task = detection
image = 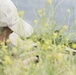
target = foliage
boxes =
[0,0,76,75]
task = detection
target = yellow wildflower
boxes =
[6,39,10,43]
[34,20,38,24]
[57,45,65,50]
[18,11,25,17]
[23,39,34,51]
[2,46,8,51]
[53,32,58,39]
[18,59,22,63]
[38,9,42,13]
[3,56,13,65]
[47,46,51,49]
[38,8,46,17]
[72,43,76,49]
[60,25,68,33]
[42,40,52,50]
[37,41,41,46]
[42,44,48,50]
[44,39,52,45]
[47,0,52,4]
[44,24,49,27]
[56,53,64,58]
[17,38,23,45]
[0,42,5,46]
[57,45,62,50]
[67,9,70,13]
[3,45,7,49]
[47,54,52,58]
[2,45,8,54]
[12,47,18,54]
[54,53,64,62]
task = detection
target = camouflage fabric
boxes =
[0,28,4,35]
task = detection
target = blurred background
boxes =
[12,0,76,32]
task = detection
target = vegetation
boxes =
[0,0,76,75]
